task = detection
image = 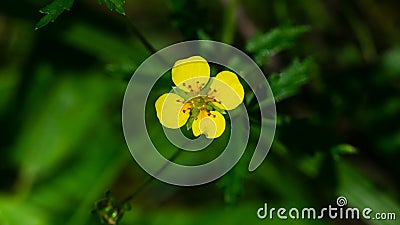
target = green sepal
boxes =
[199,80,212,95]
[207,102,226,114]
[206,105,213,111]
[186,117,195,130]
[186,108,200,130]
[172,86,191,100]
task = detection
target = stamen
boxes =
[183,83,186,86]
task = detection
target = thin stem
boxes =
[119,13,179,206]
[221,0,238,44]
[124,16,157,54]
[121,149,182,204]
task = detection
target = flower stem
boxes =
[120,149,182,205]
[124,15,157,54]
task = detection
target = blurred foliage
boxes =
[246,25,310,65]
[1,0,400,225]
[268,58,315,102]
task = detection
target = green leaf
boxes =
[338,161,400,225]
[382,45,400,78]
[12,70,122,193]
[98,0,126,15]
[217,120,249,204]
[331,144,358,160]
[217,162,246,204]
[35,0,75,30]
[0,196,49,225]
[63,23,147,62]
[246,25,310,65]
[268,58,314,102]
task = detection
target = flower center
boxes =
[184,96,225,129]
[188,96,217,113]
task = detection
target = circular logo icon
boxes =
[336,196,348,207]
[122,40,276,186]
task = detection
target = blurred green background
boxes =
[1,0,399,224]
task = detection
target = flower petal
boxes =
[208,71,244,110]
[192,110,226,139]
[155,93,190,129]
[172,56,210,94]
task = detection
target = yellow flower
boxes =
[155,56,244,139]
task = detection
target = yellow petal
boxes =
[192,110,226,139]
[155,93,190,129]
[172,56,210,94]
[208,71,244,110]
